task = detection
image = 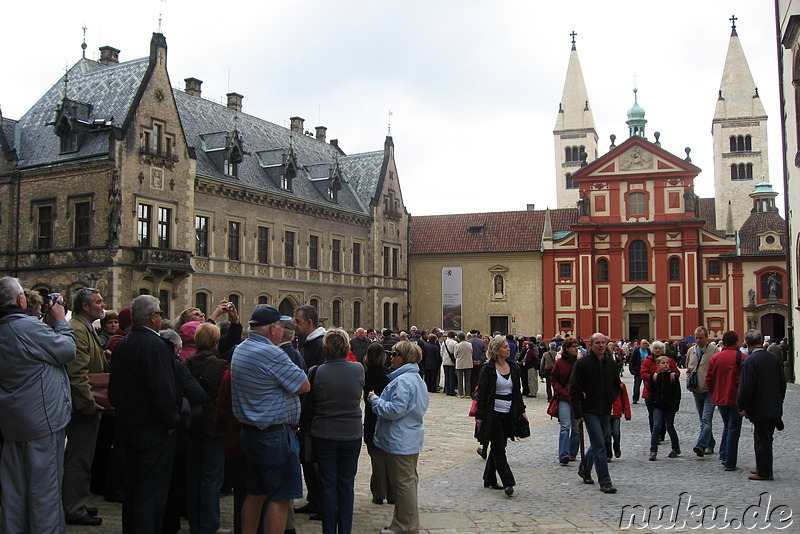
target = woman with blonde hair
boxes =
[475,336,526,496]
[367,341,429,534]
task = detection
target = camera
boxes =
[42,292,63,312]
[226,302,234,310]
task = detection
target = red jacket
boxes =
[550,354,576,402]
[611,382,632,419]
[706,346,745,406]
[640,354,680,399]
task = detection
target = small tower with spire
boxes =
[712,15,769,232]
[553,31,598,209]
[626,88,647,138]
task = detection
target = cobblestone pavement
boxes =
[71,373,799,533]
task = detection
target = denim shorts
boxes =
[240,428,303,501]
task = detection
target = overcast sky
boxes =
[2,1,782,216]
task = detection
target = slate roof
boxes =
[14,57,150,168]
[8,38,386,216]
[727,210,787,256]
[174,90,370,214]
[410,209,578,255]
[339,150,383,205]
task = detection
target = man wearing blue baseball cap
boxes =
[231,306,310,534]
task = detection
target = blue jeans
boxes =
[313,437,361,534]
[582,413,611,486]
[692,391,716,450]
[650,408,679,453]
[443,366,456,395]
[557,401,579,461]
[186,436,225,534]
[632,374,642,402]
[717,405,743,469]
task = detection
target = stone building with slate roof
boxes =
[0,33,409,329]
[409,22,787,341]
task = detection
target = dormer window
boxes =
[281,168,294,191]
[57,118,78,153]
[468,225,484,235]
[224,146,242,177]
[53,98,90,154]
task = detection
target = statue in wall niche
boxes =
[767,273,778,299]
[748,288,756,306]
[494,275,504,296]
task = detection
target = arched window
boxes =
[597,258,609,283]
[353,301,361,329]
[332,300,341,327]
[669,257,681,281]
[730,136,737,152]
[564,147,571,162]
[195,292,208,315]
[310,298,319,311]
[565,173,577,189]
[628,240,648,282]
[227,294,240,311]
[730,164,738,180]
[258,295,270,305]
[737,135,745,152]
[745,135,752,151]
[746,163,753,179]
[383,302,390,329]
[628,192,646,216]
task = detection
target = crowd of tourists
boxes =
[0,273,789,534]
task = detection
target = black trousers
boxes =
[753,419,778,477]
[424,368,440,393]
[122,433,176,534]
[483,411,515,488]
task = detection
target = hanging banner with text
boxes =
[442,267,462,330]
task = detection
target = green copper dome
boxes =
[752,180,777,195]
[627,88,645,120]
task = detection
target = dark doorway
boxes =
[279,298,295,317]
[628,313,650,341]
[490,316,509,336]
[761,313,786,342]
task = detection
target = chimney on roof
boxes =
[290,117,305,135]
[315,126,327,143]
[99,46,120,65]
[185,78,203,97]
[226,92,243,112]
[527,204,536,211]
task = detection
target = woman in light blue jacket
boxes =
[367,340,429,534]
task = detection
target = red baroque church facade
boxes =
[542,135,786,341]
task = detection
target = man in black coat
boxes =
[109,295,182,534]
[738,329,786,480]
[570,332,621,494]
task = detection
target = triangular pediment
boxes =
[573,136,700,182]
[622,285,655,298]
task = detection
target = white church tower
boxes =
[712,15,769,231]
[554,32,598,209]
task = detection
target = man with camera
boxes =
[0,277,77,533]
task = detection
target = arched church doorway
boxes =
[760,313,786,342]
[278,298,296,317]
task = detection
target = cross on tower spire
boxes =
[730,14,738,36]
[570,31,577,50]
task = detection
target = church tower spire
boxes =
[554,32,598,209]
[712,15,769,231]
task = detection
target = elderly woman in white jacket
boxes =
[367,340,430,534]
